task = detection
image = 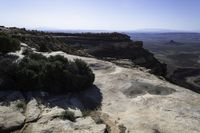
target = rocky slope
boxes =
[0,26,167,76]
[87,42,167,76]
[0,45,200,133]
[170,68,200,93]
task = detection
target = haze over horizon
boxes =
[0,0,200,32]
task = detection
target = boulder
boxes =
[25,99,40,122]
[22,107,105,133]
[0,106,25,132]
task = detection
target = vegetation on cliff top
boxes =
[0,35,20,53]
[0,53,95,93]
[51,32,131,42]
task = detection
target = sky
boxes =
[0,0,200,32]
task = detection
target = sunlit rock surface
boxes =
[0,46,200,133]
[44,51,200,133]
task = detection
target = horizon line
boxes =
[1,25,200,33]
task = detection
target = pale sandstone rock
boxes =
[68,108,83,118]
[74,117,106,133]
[0,50,200,133]
[25,99,40,122]
[45,52,200,133]
[22,107,105,133]
[0,106,25,131]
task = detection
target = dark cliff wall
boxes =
[87,41,167,76]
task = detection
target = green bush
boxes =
[59,110,76,122]
[0,53,95,93]
[15,100,26,110]
[134,41,143,48]
[39,43,49,52]
[0,35,20,53]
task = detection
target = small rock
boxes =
[39,107,65,123]
[74,117,106,133]
[68,108,82,118]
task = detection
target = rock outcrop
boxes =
[21,106,106,133]
[0,93,107,133]
[45,51,200,133]
[25,99,40,122]
[170,68,200,93]
[0,47,200,132]
[0,106,25,132]
[87,41,167,76]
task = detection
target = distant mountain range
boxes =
[29,27,200,33]
[126,29,200,33]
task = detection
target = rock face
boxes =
[0,93,106,133]
[87,42,167,76]
[0,51,200,133]
[47,51,200,133]
[170,68,200,93]
[22,107,105,133]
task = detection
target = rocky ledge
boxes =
[0,50,200,133]
[0,90,106,133]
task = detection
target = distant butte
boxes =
[165,40,184,46]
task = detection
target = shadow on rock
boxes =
[41,85,102,110]
[0,85,103,132]
[0,91,25,106]
[0,85,103,111]
[122,82,176,98]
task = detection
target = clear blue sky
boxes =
[0,0,200,31]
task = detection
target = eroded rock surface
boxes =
[47,51,200,133]
[21,107,106,133]
[0,50,200,133]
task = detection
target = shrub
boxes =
[39,43,49,52]
[59,110,76,122]
[0,53,95,93]
[22,48,33,55]
[51,32,131,42]
[15,100,26,110]
[134,41,143,48]
[0,35,20,53]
